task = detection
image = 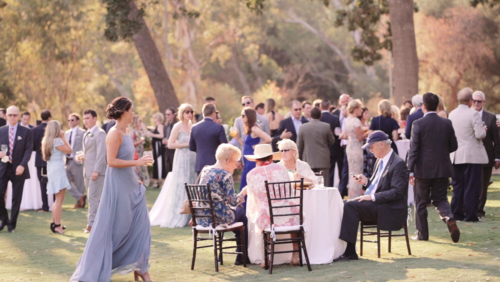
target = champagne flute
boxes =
[143,151,154,166]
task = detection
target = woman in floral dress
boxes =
[129,115,150,186]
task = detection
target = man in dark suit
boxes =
[272,100,307,147]
[0,106,34,232]
[320,100,341,187]
[408,92,460,242]
[163,108,177,174]
[32,109,51,212]
[301,101,312,122]
[189,103,228,174]
[101,120,116,134]
[19,111,34,129]
[335,131,408,261]
[472,91,500,218]
[405,94,424,139]
[0,108,6,127]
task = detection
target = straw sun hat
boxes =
[244,144,282,162]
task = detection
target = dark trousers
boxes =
[414,177,453,240]
[36,166,49,211]
[478,166,493,217]
[338,147,349,197]
[451,163,482,221]
[233,206,248,258]
[339,200,377,245]
[164,148,175,175]
[0,164,26,230]
[328,148,344,187]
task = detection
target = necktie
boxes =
[365,160,384,195]
[67,131,73,158]
[9,126,14,162]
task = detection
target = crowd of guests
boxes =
[0,85,499,279]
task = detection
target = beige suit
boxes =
[449,105,488,164]
[297,119,335,184]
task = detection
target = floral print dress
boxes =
[196,166,239,227]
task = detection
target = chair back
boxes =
[264,178,304,227]
[184,183,217,228]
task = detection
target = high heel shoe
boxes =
[50,222,55,233]
[53,224,65,234]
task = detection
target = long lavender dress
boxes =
[71,135,151,281]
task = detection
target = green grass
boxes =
[1,177,500,281]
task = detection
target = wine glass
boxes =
[143,151,154,166]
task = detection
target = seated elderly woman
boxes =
[194,144,247,265]
[277,139,317,186]
[239,144,301,267]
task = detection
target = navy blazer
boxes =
[189,118,228,172]
[405,108,424,139]
[32,122,47,167]
[0,124,33,180]
[0,118,6,127]
[273,116,308,144]
[320,112,341,157]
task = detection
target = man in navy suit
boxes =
[32,110,51,211]
[405,94,424,139]
[189,103,228,174]
[320,100,341,187]
[272,100,308,147]
[19,111,34,129]
[0,106,34,232]
[0,108,6,127]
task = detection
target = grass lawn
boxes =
[1,177,500,281]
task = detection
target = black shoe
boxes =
[0,220,6,231]
[447,218,460,243]
[234,255,249,266]
[333,253,358,262]
[7,225,14,233]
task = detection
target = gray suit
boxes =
[82,126,107,226]
[297,119,335,184]
[65,127,86,201]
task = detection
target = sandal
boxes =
[53,224,65,234]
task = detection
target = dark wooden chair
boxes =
[184,183,247,272]
[263,178,312,274]
[359,219,411,258]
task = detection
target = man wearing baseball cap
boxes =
[334,131,408,261]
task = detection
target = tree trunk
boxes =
[129,1,179,113]
[388,0,419,106]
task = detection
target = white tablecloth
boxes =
[5,152,54,211]
[261,187,346,265]
[395,140,414,206]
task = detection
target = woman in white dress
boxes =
[150,103,197,228]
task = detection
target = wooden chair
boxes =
[263,178,312,274]
[359,219,411,258]
[184,183,247,272]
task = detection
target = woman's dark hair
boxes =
[106,97,132,120]
[256,155,273,163]
[243,107,257,135]
[400,107,411,121]
[358,108,368,120]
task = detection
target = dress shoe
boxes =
[81,195,87,208]
[7,225,15,233]
[447,218,460,243]
[73,202,83,208]
[411,235,427,241]
[0,220,6,231]
[333,253,358,262]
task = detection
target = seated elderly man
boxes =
[335,131,408,261]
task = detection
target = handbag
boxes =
[180,168,204,214]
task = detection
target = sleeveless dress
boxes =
[149,130,196,228]
[46,138,71,194]
[345,117,364,199]
[240,134,261,190]
[71,135,151,281]
[151,126,166,179]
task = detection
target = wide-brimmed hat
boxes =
[244,144,282,162]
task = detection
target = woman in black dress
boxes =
[369,99,400,155]
[147,112,166,188]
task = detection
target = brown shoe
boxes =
[447,218,460,243]
[83,226,92,233]
[74,202,83,208]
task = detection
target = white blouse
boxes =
[278,159,318,186]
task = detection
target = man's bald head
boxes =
[338,94,351,107]
[6,106,20,126]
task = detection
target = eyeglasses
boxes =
[7,114,18,117]
[184,110,194,114]
[280,149,292,153]
[241,101,252,106]
[472,100,484,104]
[68,119,75,122]
[293,108,301,112]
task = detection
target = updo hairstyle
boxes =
[106,97,132,120]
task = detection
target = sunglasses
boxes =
[7,114,18,117]
[241,101,252,106]
[280,149,292,153]
[472,100,484,104]
[184,110,194,114]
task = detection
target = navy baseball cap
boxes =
[362,130,389,149]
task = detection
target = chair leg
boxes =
[213,235,219,272]
[377,225,381,259]
[263,233,269,270]
[191,230,198,270]
[269,240,275,274]
[388,230,392,253]
[241,227,247,267]
[298,233,303,267]
[219,232,224,265]
[360,222,364,257]
[404,224,412,255]
[300,231,312,271]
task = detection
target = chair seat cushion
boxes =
[264,225,301,233]
[195,222,243,231]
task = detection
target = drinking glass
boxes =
[316,176,324,188]
[229,127,238,138]
[143,151,154,166]
[75,150,84,163]
[1,144,7,153]
[334,127,342,136]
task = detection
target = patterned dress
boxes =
[196,166,239,227]
[130,129,150,186]
[345,117,364,199]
